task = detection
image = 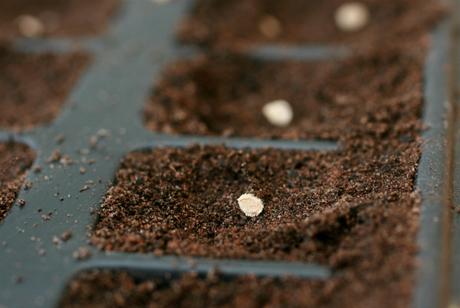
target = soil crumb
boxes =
[0,142,35,222]
[0,46,89,130]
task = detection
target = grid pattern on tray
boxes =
[0,1,452,307]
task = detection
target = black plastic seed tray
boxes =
[446,2,460,306]
[0,0,453,307]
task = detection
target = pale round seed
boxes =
[259,15,282,39]
[17,15,45,38]
[262,100,294,127]
[237,193,264,217]
[334,2,369,32]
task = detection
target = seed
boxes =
[262,100,293,127]
[259,15,282,39]
[17,15,45,38]
[335,2,369,32]
[237,193,264,217]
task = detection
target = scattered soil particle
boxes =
[14,276,24,284]
[0,142,35,222]
[33,165,42,174]
[73,247,92,260]
[16,199,26,207]
[80,185,90,192]
[0,0,120,40]
[178,0,445,50]
[55,134,65,145]
[47,149,62,163]
[145,48,424,141]
[41,213,52,221]
[52,236,61,245]
[0,46,90,130]
[60,230,72,241]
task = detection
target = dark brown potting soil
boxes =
[88,144,420,308]
[91,143,420,263]
[0,46,89,130]
[92,41,426,307]
[145,48,424,140]
[61,253,417,308]
[0,142,35,222]
[60,271,323,308]
[178,0,445,50]
[0,0,119,40]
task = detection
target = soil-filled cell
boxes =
[0,46,89,130]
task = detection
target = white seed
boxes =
[17,15,45,38]
[262,100,293,127]
[334,2,369,32]
[259,15,282,39]
[237,193,264,217]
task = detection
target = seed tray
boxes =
[448,2,460,306]
[0,0,452,307]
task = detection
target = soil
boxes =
[0,0,120,40]
[92,41,426,307]
[29,0,440,306]
[60,263,417,308]
[0,45,90,130]
[0,142,35,222]
[88,143,420,308]
[178,0,445,50]
[145,47,424,141]
[91,143,420,263]
[60,271,322,308]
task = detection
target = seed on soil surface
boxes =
[262,100,293,127]
[237,193,264,217]
[259,15,282,39]
[17,15,45,38]
[334,2,369,32]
